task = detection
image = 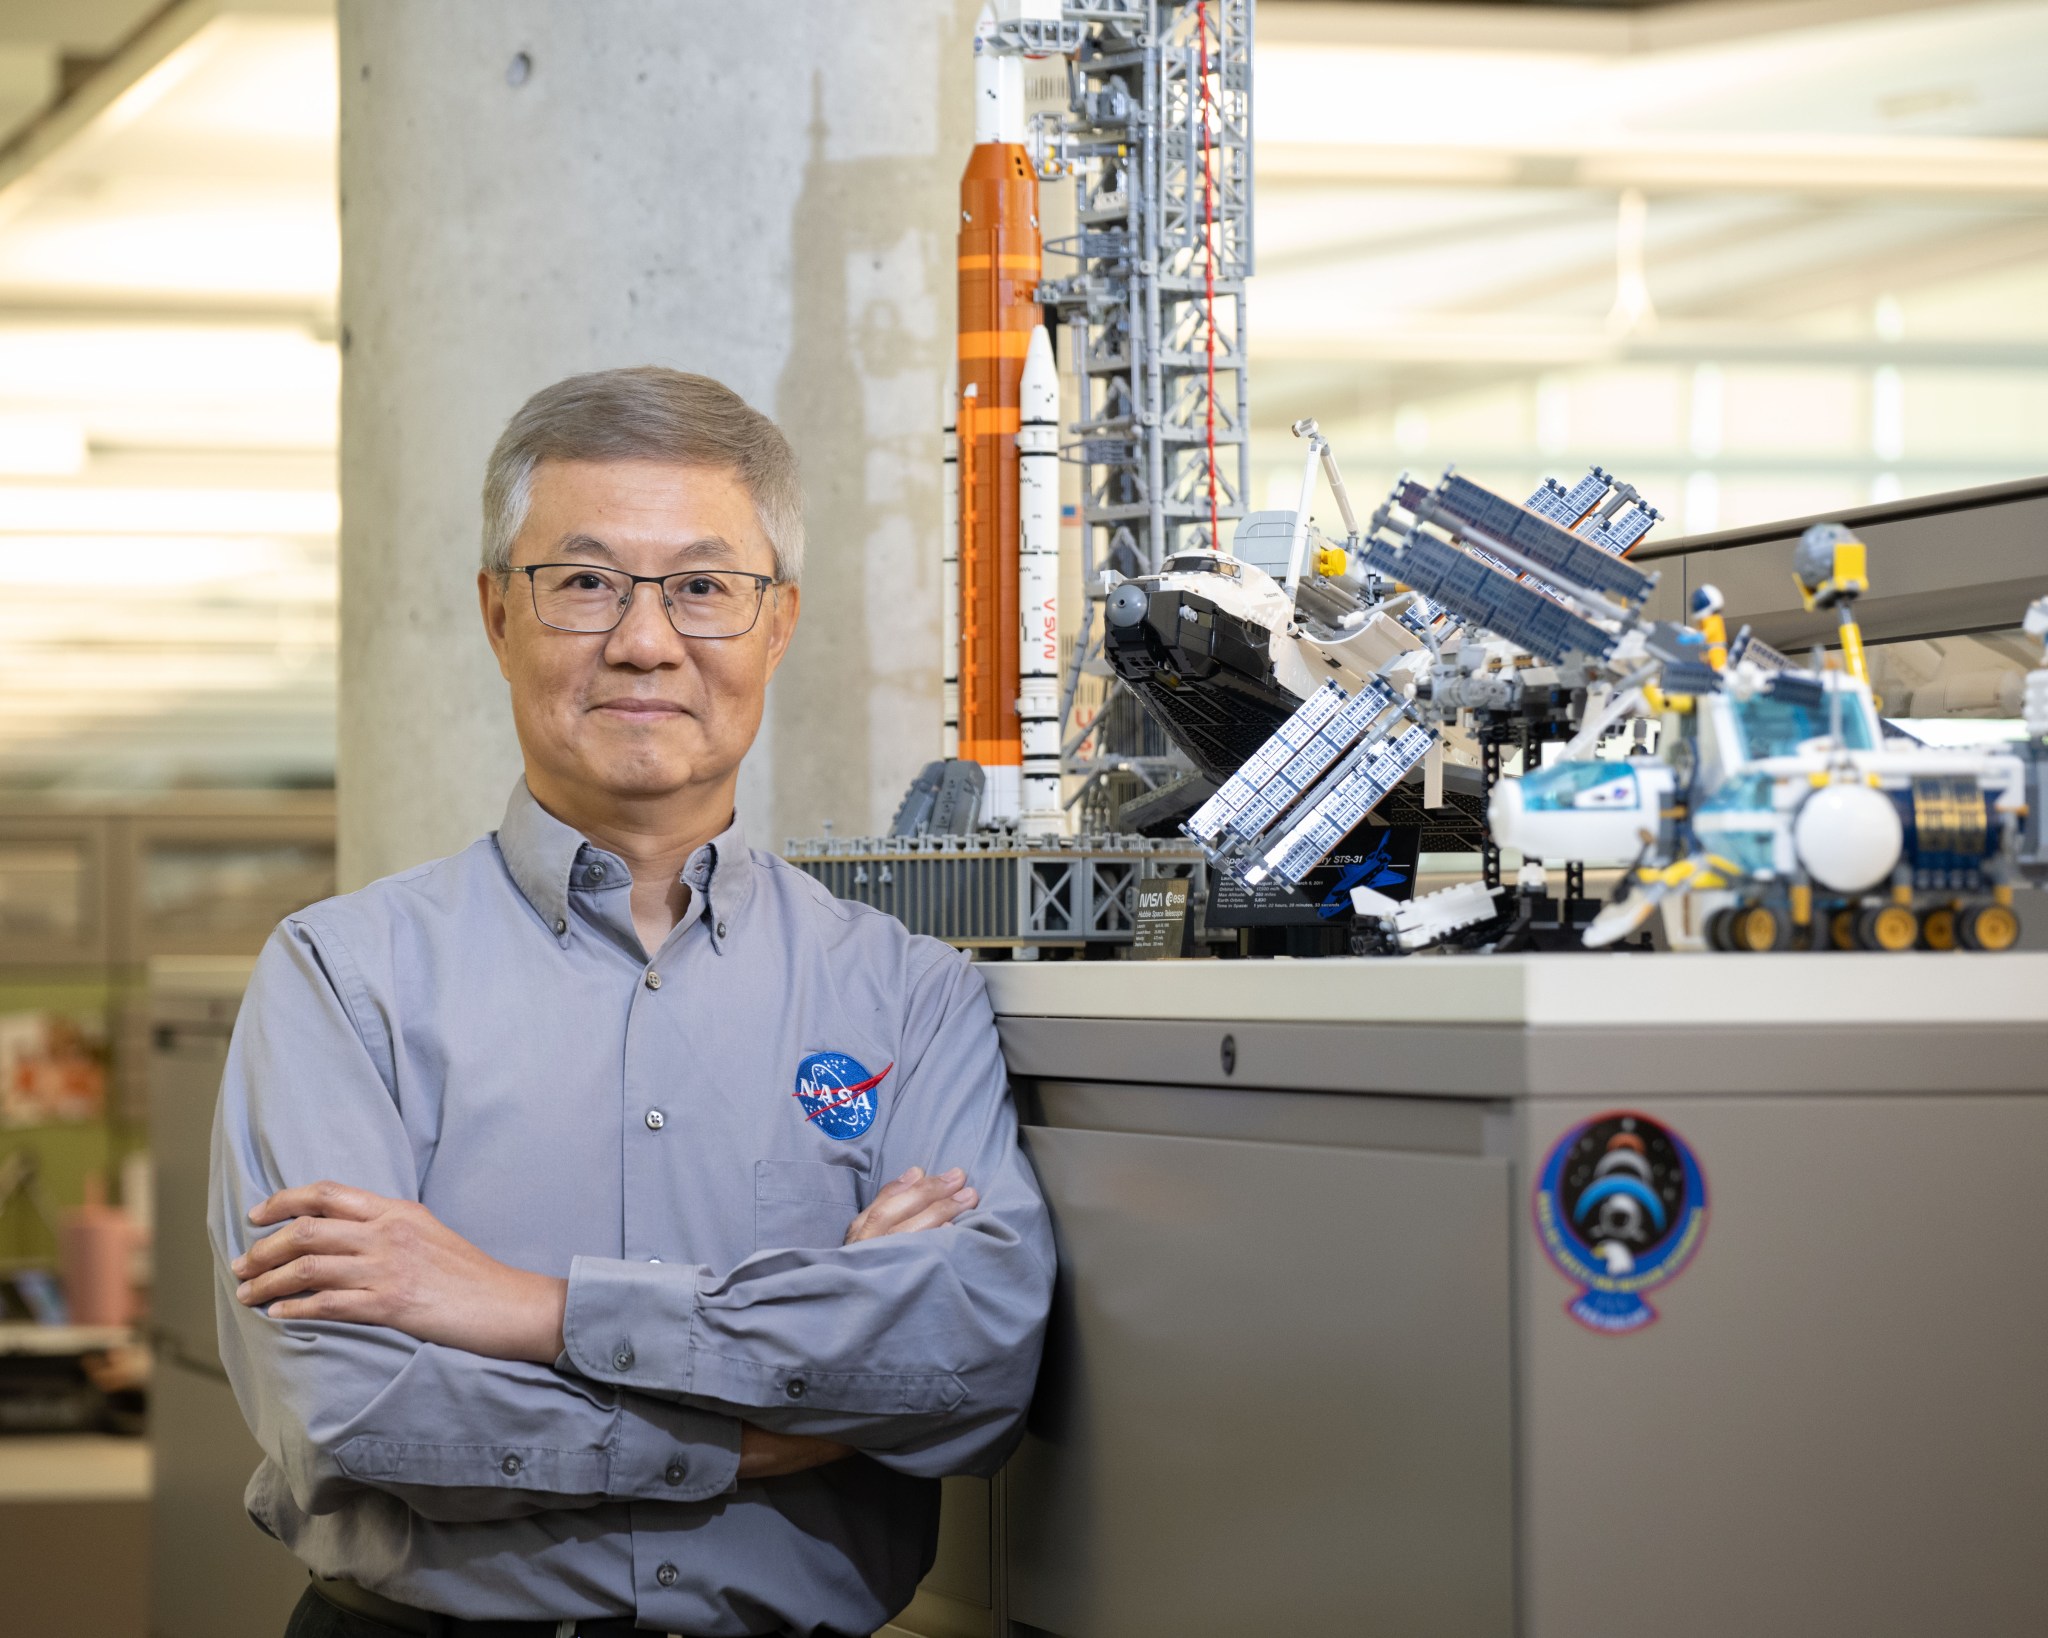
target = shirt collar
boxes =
[494,780,755,950]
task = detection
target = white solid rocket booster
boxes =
[1017,323,1062,833]
[941,360,960,759]
[974,2,1027,144]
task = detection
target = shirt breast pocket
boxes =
[753,1159,865,1252]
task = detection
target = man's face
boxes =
[480,459,799,809]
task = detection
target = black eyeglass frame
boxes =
[513,562,782,639]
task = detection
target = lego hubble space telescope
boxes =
[791,0,2048,956]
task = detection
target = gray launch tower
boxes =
[1026,0,1256,807]
[1037,0,1253,575]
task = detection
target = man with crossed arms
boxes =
[212,367,1054,1638]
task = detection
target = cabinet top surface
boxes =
[979,952,2048,1031]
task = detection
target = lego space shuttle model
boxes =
[941,2,1064,834]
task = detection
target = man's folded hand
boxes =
[232,1181,569,1365]
[843,1166,978,1244]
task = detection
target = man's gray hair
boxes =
[481,367,804,584]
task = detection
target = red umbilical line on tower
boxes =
[1197,1,1220,548]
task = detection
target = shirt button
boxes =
[655,1562,680,1588]
[785,1377,806,1400]
[645,969,662,990]
[584,864,605,885]
[500,1454,522,1476]
[647,1257,662,1264]
[664,1459,686,1485]
[645,1109,665,1131]
[715,921,727,939]
[613,1347,634,1371]
[553,918,567,936]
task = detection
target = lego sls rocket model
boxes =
[942,2,1063,834]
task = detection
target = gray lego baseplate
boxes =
[785,828,1217,949]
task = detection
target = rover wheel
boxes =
[1855,904,1918,952]
[1732,903,1793,952]
[1920,905,1957,951]
[1958,902,2020,952]
[1829,907,1859,951]
[1706,907,1738,952]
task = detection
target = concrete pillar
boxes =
[338,0,974,888]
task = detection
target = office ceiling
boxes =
[0,1,334,790]
[1246,0,2048,523]
[0,0,2038,786]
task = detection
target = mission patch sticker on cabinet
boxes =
[1533,1110,1710,1333]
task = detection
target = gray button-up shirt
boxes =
[209,782,1055,1637]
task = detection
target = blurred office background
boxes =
[1,5,337,1631]
[0,0,2040,1632]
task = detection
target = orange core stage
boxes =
[955,141,1041,774]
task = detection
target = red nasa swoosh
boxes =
[792,1061,894,1122]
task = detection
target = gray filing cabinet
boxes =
[890,954,2048,1638]
[150,958,311,1638]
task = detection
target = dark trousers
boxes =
[285,1586,414,1638]
[282,1584,870,1638]
[284,1586,636,1638]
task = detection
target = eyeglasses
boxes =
[515,563,779,639]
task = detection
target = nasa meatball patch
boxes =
[792,1051,891,1142]
[1533,1111,1709,1334]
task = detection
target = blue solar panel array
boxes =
[1246,725,1438,887]
[1221,679,1401,844]
[1184,680,1348,847]
[1525,469,1613,528]
[1362,528,1619,664]
[1728,625,1792,672]
[1659,661,1725,697]
[1428,475,1657,608]
[1586,503,1659,557]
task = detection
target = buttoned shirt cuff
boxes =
[563,1254,701,1396]
[611,1391,740,1505]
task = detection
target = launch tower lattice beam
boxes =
[1039,0,1252,577]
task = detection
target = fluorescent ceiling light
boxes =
[1256,2,2048,148]
[0,536,322,587]
[0,326,338,412]
[0,487,338,535]
[0,201,338,299]
[160,17,338,146]
[1257,133,2048,198]
[0,414,87,476]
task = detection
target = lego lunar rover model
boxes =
[1503,536,2048,954]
